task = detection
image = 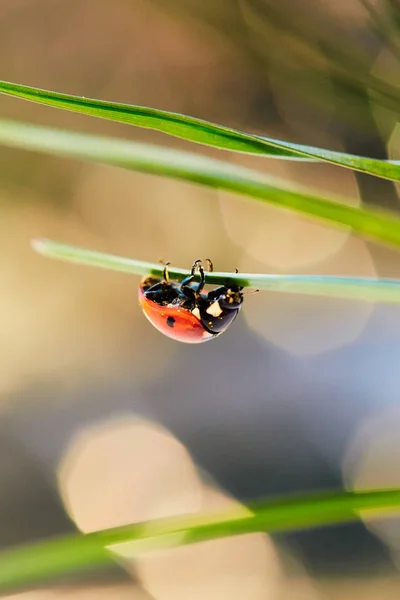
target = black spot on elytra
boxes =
[166,316,175,328]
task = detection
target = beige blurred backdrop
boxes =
[2,0,400,598]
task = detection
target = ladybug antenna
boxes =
[231,268,258,294]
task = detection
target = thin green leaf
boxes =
[33,239,400,304]
[1,79,400,180]
[0,488,399,591]
[2,118,400,248]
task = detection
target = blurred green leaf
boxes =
[34,238,400,303]
[2,119,400,247]
[0,488,399,591]
[1,79,400,180]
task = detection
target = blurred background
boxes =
[3,0,400,598]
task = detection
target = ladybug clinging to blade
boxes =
[139,259,244,343]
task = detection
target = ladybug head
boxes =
[218,284,244,310]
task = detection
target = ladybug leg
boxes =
[181,260,198,284]
[190,259,203,276]
[160,261,171,283]
[145,282,165,294]
[189,259,206,294]
[180,259,201,287]
[195,264,206,294]
[144,281,171,302]
[207,286,227,302]
[180,259,206,298]
[204,258,214,272]
[180,285,196,302]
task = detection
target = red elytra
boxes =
[138,260,244,344]
[139,287,214,343]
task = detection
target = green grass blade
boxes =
[33,239,400,303]
[0,488,399,591]
[0,80,304,160]
[3,119,400,248]
[1,79,400,180]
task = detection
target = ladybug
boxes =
[139,259,244,343]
